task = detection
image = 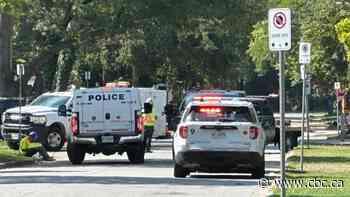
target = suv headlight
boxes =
[30,115,47,124]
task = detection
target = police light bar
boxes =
[193,96,222,102]
[199,107,222,113]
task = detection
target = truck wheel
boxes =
[174,163,189,178]
[44,126,65,151]
[6,141,19,150]
[67,143,85,165]
[252,154,265,179]
[127,143,145,164]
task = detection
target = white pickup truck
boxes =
[1,92,72,151]
[59,87,145,164]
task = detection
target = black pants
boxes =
[144,126,154,151]
[24,146,50,160]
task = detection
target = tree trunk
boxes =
[0,14,15,97]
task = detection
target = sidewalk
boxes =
[301,128,350,145]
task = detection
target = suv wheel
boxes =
[174,163,189,178]
[67,143,85,165]
[252,154,265,179]
[44,126,65,151]
[127,143,145,164]
[6,141,19,150]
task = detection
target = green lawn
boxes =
[273,145,350,197]
[0,140,31,163]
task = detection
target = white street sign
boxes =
[268,8,291,51]
[299,42,311,64]
[300,64,305,80]
[334,82,341,90]
[85,71,91,80]
[16,64,25,76]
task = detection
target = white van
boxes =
[138,88,168,138]
[59,87,145,164]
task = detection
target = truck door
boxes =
[103,89,134,135]
[78,90,104,134]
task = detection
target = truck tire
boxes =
[43,126,65,151]
[252,154,265,179]
[6,141,19,150]
[174,163,189,178]
[127,143,145,164]
[67,143,85,165]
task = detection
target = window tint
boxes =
[184,106,256,123]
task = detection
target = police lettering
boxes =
[88,94,125,101]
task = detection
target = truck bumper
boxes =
[1,124,47,143]
[175,150,263,173]
[72,134,143,145]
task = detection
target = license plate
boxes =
[211,131,226,138]
[10,133,19,140]
[101,136,114,143]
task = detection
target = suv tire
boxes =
[252,154,265,179]
[174,163,189,178]
[127,143,145,164]
[67,143,85,165]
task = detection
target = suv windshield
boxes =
[184,106,256,123]
[30,95,70,108]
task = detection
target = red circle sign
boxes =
[273,12,287,29]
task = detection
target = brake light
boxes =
[136,115,144,134]
[70,113,79,135]
[199,107,221,113]
[249,126,259,139]
[178,126,188,139]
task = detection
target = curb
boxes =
[0,159,34,169]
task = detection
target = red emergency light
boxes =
[199,107,222,113]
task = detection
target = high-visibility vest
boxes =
[143,112,155,127]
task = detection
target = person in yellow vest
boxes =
[143,98,157,152]
[19,131,55,161]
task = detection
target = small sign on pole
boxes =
[268,8,291,51]
[334,82,341,90]
[300,64,305,80]
[84,71,91,80]
[16,64,25,76]
[299,42,311,64]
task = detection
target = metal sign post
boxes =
[300,64,306,172]
[335,82,341,136]
[16,64,25,135]
[269,8,291,197]
[299,42,311,171]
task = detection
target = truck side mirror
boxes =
[58,105,67,116]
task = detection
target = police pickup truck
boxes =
[58,87,145,164]
[1,92,72,151]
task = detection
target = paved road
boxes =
[0,142,279,197]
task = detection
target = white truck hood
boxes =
[5,105,57,115]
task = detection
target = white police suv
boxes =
[172,96,266,178]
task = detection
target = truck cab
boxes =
[1,92,72,151]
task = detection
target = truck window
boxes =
[184,106,256,123]
[30,95,70,108]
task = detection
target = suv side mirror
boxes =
[58,105,67,116]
